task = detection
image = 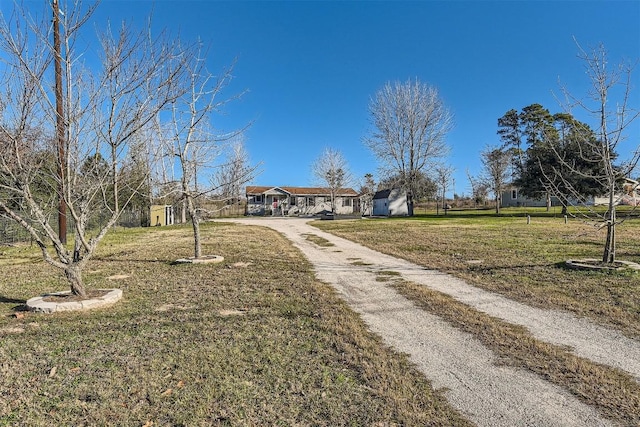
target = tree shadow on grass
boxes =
[0,296,28,312]
[92,256,176,265]
[1,296,26,304]
[466,262,560,273]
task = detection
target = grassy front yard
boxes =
[0,222,468,426]
[313,210,640,339]
[314,210,640,424]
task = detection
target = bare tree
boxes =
[358,173,376,216]
[547,41,639,263]
[480,146,511,214]
[213,137,260,207]
[157,47,250,259]
[365,78,453,216]
[466,168,488,207]
[0,2,187,297]
[311,147,353,213]
[434,164,454,215]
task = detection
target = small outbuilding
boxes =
[372,189,409,216]
[150,205,175,226]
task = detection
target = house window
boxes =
[342,197,352,207]
[290,196,296,206]
[324,196,331,203]
[511,189,518,200]
[254,195,263,203]
[307,197,315,206]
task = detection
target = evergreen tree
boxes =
[498,104,608,213]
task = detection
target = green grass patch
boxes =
[375,270,402,282]
[313,212,640,339]
[302,233,335,247]
[378,270,401,276]
[0,223,468,426]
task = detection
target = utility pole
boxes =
[53,0,67,244]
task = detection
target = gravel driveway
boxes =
[219,217,640,426]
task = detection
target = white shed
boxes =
[372,189,409,216]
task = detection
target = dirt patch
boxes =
[107,274,131,280]
[0,326,25,334]
[155,303,196,312]
[231,262,252,268]
[219,309,248,316]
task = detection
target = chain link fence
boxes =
[0,208,147,246]
[0,203,246,245]
[0,217,33,245]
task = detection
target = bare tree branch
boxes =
[0,2,188,296]
[480,146,510,214]
[155,45,252,259]
[311,147,353,213]
[550,41,639,263]
[365,78,453,215]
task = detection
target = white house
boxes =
[593,178,640,206]
[372,189,409,216]
[500,187,559,208]
[245,186,359,216]
[502,178,640,208]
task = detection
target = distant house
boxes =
[372,189,409,216]
[502,178,640,208]
[245,186,359,216]
[500,187,559,208]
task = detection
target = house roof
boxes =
[246,186,358,197]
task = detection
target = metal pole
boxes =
[53,0,67,244]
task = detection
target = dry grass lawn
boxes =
[314,213,640,338]
[312,212,640,425]
[0,222,468,426]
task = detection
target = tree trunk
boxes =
[191,213,201,259]
[65,265,87,298]
[495,196,500,214]
[602,206,616,263]
[184,194,202,259]
[546,193,551,212]
[407,192,414,216]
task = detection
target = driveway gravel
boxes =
[219,217,639,426]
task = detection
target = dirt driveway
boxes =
[219,217,639,426]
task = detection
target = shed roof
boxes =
[373,189,392,200]
[373,188,407,200]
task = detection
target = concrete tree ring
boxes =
[26,289,123,313]
[565,259,640,272]
[174,255,225,264]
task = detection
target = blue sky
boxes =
[9,0,640,196]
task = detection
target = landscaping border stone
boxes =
[174,255,224,264]
[565,258,640,272]
[26,288,123,313]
